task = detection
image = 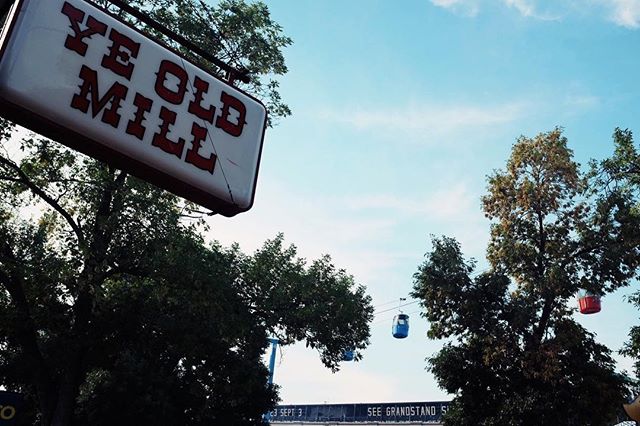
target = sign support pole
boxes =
[95,0,250,84]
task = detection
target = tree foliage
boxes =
[95,0,292,126]
[0,119,373,425]
[594,128,640,381]
[0,1,371,425]
[412,129,640,425]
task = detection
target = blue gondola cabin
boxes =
[392,314,409,338]
[342,350,355,362]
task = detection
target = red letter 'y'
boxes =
[61,2,107,56]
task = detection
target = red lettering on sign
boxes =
[215,91,246,137]
[126,93,153,140]
[188,76,215,123]
[101,28,140,80]
[70,65,128,128]
[185,122,216,173]
[61,2,107,57]
[154,60,188,105]
[152,106,185,158]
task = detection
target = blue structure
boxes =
[392,313,409,339]
[264,338,279,423]
[267,338,279,385]
[270,401,449,423]
[341,349,355,362]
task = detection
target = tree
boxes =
[412,128,640,425]
[593,128,640,383]
[0,129,373,426]
[0,1,372,425]
[68,233,372,426]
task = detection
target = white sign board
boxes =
[0,0,267,216]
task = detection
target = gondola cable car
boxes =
[577,290,601,315]
[392,313,410,338]
[341,349,355,362]
[392,298,410,339]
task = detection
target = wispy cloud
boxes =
[503,0,562,20]
[207,179,488,284]
[503,0,535,16]
[558,83,601,116]
[346,183,475,221]
[206,179,401,284]
[430,0,560,19]
[605,0,640,28]
[317,86,605,143]
[563,94,600,111]
[431,0,640,28]
[319,101,527,142]
[431,0,480,16]
[345,183,489,258]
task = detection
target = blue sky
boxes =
[208,0,640,404]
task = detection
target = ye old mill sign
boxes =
[0,0,267,216]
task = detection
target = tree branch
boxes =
[0,175,22,182]
[530,296,554,350]
[561,243,604,270]
[0,154,85,249]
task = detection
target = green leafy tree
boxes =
[593,128,640,383]
[0,127,373,425]
[0,1,372,425]
[622,290,640,382]
[412,128,640,425]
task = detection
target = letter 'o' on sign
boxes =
[0,0,267,216]
[0,405,16,420]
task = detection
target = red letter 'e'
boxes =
[101,28,140,80]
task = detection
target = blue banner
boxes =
[270,401,450,423]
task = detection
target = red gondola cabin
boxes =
[578,291,601,314]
